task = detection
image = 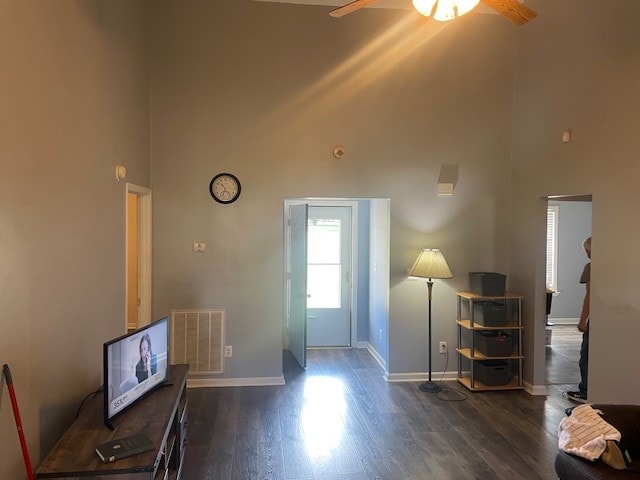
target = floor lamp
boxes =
[408,248,453,393]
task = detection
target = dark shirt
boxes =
[580,262,590,284]
[135,354,157,383]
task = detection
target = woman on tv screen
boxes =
[135,333,157,383]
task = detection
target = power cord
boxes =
[75,386,103,419]
[435,348,468,402]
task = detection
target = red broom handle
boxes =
[2,364,35,480]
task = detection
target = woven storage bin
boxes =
[474,360,511,386]
[469,272,506,296]
[473,301,508,327]
[474,331,514,357]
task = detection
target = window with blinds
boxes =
[546,205,559,291]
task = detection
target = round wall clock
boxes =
[209,173,241,204]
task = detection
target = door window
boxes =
[307,218,341,309]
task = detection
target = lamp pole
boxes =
[419,279,440,392]
[407,248,452,394]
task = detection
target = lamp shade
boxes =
[408,248,453,280]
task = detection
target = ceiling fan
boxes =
[329,0,537,25]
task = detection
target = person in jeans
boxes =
[566,237,591,403]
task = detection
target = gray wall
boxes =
[510,0,640,402]
[548,201,592,321]
[356,200,371,345]
[149,0,516,380]
[368,199,390,365]
[0,1,150,478]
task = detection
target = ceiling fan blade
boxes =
[480,0,537,25]
[329,0,378,18]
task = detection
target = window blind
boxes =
[546,206,559,291]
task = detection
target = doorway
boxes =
[125,183,152,332]
[284,199,359,368]
[544,195,592,387]
[284,198,391,372]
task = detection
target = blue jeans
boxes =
[578,329,589,395]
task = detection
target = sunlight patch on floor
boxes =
[301,376,347,460]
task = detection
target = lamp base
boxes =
[419,381,441,393]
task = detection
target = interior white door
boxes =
[288,204,308,368]
[307,206,352,347]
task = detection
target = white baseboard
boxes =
[187,375,285,388]
[386,372,548,395]
[363,343,387,372]
[524,381,547,396]
[548,317,578,325]
[386,371,458,383]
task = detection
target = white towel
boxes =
[558,404,622,461]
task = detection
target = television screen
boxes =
[103,317,169,429]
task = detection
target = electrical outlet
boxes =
[439,341,447,354]
[224,345,232,357]
[379,329,383,341]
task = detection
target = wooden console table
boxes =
[36,364,189,479]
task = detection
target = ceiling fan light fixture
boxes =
[412,0,480,21]
[412,0,437,17]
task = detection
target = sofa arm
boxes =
[592,404,640,458]
[555,404,640,480]
[555,451,634,480]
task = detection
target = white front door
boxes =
[307,206,352,347]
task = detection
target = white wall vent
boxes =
[171,309,225,374]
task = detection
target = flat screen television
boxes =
[103,317,169,429]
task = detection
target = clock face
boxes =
[209,173,241,204]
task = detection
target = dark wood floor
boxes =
[181,347,580,480]
[545,325,581,386]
